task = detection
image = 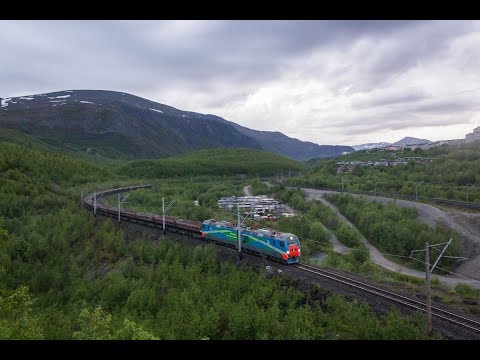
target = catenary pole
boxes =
[425,242,432,334]
[163,197,166,235]
[237,203,242,259]
[118,193,121,223]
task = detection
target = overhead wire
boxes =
[211,186,480,284]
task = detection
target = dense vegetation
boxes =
[327,193,463,271]
[0,141,439,339]
[292,142,480,202]
[117,148,304,178]
[249,182,465,284]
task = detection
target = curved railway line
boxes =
[84,185,480,336]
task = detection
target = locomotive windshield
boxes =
[286,235,299,245]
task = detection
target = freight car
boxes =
[83,186,301,264]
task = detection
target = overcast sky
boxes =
[1,20,480,145]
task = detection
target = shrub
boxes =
[454,283,480,299]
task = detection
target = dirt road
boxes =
[301,187,480,288]
[243,185,252,196]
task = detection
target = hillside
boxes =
[352,137,432,151]
[0,90,353,161]
[0,139,434,340]
[117,148,304,178]
[0,90,261,160]
[290,141,480,202]
[197,113,354,161]
[393,137,431,146]
[352,142,390,151]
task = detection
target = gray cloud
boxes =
[353,91,431,109]
[412,101,478,114]
[1,20,480,145]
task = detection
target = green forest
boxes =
[326,193,463,271]
[291,142,480,202]
[0,140,443,339]
[118,148,304,178]
[247,182,472,292]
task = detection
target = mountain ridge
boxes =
[0,89,353,161]
[353,136,432,150]
[195,113,353,161]
[393,136,431,146]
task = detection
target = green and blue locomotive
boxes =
[201,219,301,264]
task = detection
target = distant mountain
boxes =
[197,114,354,161]
[0,90,260,159]
[352,137,432,150]
[0,90,353,161]
[352,142,390,151]
[392,137,431,146]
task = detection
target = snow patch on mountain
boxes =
[48,95,70,99]
[352,142,390,151]
[1,98,11,107]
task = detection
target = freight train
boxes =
[83,186,301,264]
[201,220,300,264]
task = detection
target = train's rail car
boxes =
[83,185,300,264]
[83,185,202,238]
[201,219,300,264]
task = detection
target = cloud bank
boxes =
[1,20,480,145]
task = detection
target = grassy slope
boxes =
[0,126,124,165]
[117,148,305,178]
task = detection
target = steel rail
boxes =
[297,263,480,333]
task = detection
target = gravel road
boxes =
[243,185,252,196]
[300,187,480,288]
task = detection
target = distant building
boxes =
[335,159,408,172]
[466,126,480,143]
[218,195,283,213]
[385,145,403,151]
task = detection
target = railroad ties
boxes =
[297,263,480,334]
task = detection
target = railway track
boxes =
[297,263,480,334]
[84,185,480,335]
[283,183,480,211]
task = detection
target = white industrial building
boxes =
[218,195,284,214]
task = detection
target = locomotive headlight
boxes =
[286,251,290,255]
